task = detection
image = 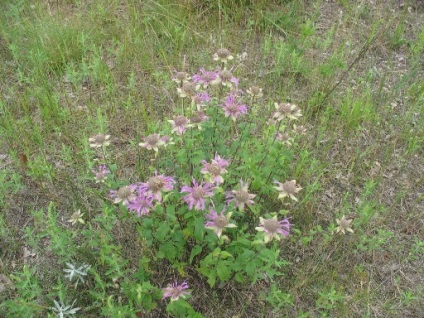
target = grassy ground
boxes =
[0,0,423,317]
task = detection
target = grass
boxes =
[0,0,423,317]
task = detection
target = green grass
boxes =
[0,0,423,317]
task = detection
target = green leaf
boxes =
[156,223,170,243]
[216,262,231,281]
[220,251,233,259]
[189,245,202,264]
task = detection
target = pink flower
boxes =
[127,191,154,217]
[168,115,191,135]
[221,94,247,121]
[162,281,190,301]
[137,172,175,202]
[205,208,237,238]
[181,179,215,211]
[226,180,256,211]
[192,68,219,88]
[201,153,229,185]
[192,92,211,109]
[256,216,291,243]
[92,165,110,183]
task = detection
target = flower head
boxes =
[168,115,191,135]
[246,86,263,98]
[190,111,209,130]
[139,133,166,153]
[181,179,215,211]
[273,103,302,121]
[221,94,247,121]
[127,191,154,217]
[89,133,111,148]
[293,124,307,135]
[67,210,85,225]
[110,185,137,205]
[172,71,191,84]
[192,68,219,88]
[256,216,291,243]
[213,48,234,64]
[274,180,302,202]
[138,171,175,202]
[275,132,294,146]
[162,281,190,301]
[92,165,110,183]
[192,92,211,110]
[226,180,256,211]
[213,69,239,87]
[177,82,198,98]
[335,215,354,234]
[205,208,237,238]
[201,153,229,185]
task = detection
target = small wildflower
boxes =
[256,216,291,243]
[226,179,256,211]
[192,92,211,110]
[160,135,174,147]
[213,69,239,87]
[67,210,85,225]
[275,132,294,146]
[273,103,302,121]
[205,208,237,238]
[246,86,264,98]
[162,281,190,301]
[168,115,191,135]
[92,165,110,183]
[201,153,229,185]
[190,111,209,130]
[274,180,302,202]
[177,81,198,98]
[110,185,137,205]
[192,68,219,88]
[138,171,175,202]
[127,191,154,217]
[89,133,111,148]
[213,48,234,64]
[172,71,191,84]
[221,94,247,121]
[335,215,354,234]
[181,179,215,211]
[139,133,166,152]
[293,124,307,135]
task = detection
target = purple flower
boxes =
[255,216,291,243]
[192,68,219,88]
[92,165,110,183]
[162,281,190,301]
[201,153,229,185]
[181,179,215,211]
[168,115,191,135]
[110,185,137,206]
[127,190,154,217]
[138,171,175,202]
[221,94,247,121]
[205,208,237,238]
[192,92,210,109]
[226,179,256,211]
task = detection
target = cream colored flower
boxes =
[213,48,234,63]
[246,86,263,98]
[89,134,111,148]
[274,180,302,202]
[67,210,85,225]
[335,215,354,234]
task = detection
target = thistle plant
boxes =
[63,263,90,288]
[51,299,81,317]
